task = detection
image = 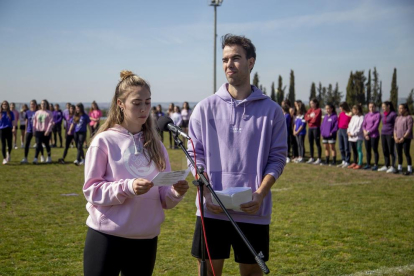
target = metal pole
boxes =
[213,4,217,93]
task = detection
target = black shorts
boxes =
[191,217,269,264]
[181,120,189,128]
[19,125,26,130]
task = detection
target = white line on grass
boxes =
[329,181,371,186]
[271,188,292,192]
[341,264,414,276]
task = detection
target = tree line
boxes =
[252,67,414,111]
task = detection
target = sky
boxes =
[1,0,413,104]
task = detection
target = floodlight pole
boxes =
[210,0,223,93]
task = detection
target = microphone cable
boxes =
[190,139,216,276]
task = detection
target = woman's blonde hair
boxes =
[94,70,166,171]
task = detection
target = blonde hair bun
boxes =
[120,70,134,81]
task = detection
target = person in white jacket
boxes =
[347,105,364,169]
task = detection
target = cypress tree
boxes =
[366,69,371,107]
[277,75,285,104]
[346,72,355,106]
[407,89,414,112]
[326,84,334,105]
[263,87,267,95]
[317,82,323,105]
[333,82,342,106]
[353,71,366,106]
[270,82,276,102]
[321,86,326,107]
[309,82,316,102]
[253,72,260,88]
[390,68,398,108]
[372,67,380,107]
[288,70,296,104]
[379,81,383,106]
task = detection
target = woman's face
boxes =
[326,105,332,114]
[118,86,151,127]
[54,105,59,111]
[10,103,15,110]
[398,105,406,116]
[40,101,47,111]
[352,107,358,115]
[369,103,375,113]
[2,102,9,111]
[75,106,81,113]
[310,101,316,109]
[30,102,36,111]
[382,103,389,112]
[69,106,75,114]
[289,108,295,116]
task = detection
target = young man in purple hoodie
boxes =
[188,34,287,276]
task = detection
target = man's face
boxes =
[222,45,254,87]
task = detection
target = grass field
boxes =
[0,129,413,276]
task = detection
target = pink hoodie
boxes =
[33,110,54,134]
[83,124,184,239]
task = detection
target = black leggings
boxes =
[364,136,379,166]
[74,131,86,161]
[52,125,62,146]
[381,134,396,167]
[308,127,321,159]
[84,228,157,276]
[290,132,298,157]
[296,135,305,157]
[35,131,51,158]
[0,127,12,159]
[396,139,412,166]
[62,135,74,160]
[24,132,43,158]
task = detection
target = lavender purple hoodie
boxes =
[187,84,287,225]
[320,113,338,138]
[381,111,397,136]
[362,112,381,138]
[83,124,184,239]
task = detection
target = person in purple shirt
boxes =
[52,103,63,148]
[394,103,413,175]
[378,101,397,173]
[283,105,292,163]
[0,100,16,164]
[187,34,287,276]
[362,102,381,170]
[21,100,43,163]
[73,103,90,165]
[320,104,338,166]
[58,105,76,164]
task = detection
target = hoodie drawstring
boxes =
[129,132,142,155]
[242,103,246,120]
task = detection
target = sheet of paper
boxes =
[151,169,190,186]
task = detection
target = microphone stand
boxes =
[172,134,270,275]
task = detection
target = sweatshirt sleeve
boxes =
[362,115,367,131]
[45,112,54,135]
[83,145,136,206]
[33,112,38,132]
[331,115,338,134]
[263,109,287,180]
[158,143,184,209]
[187,108,206,176]
[304,109,312,123]
[405,117,413,137]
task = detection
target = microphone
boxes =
[157,116,191,140]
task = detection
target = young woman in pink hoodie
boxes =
[83,70,189,276]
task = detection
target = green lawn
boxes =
[0,130,413,275]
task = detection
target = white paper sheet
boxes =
[212,187,252,212]
[151,169,190,186]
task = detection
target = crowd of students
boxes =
[151,101,192,149]
[0,100,102,165]
[283,98,413,176]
